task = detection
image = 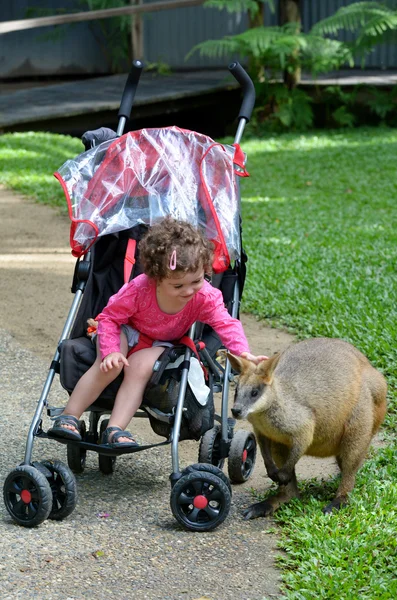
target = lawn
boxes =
[1,127,396,598]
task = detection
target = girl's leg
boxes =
[107,345,165,443]
[59,333,129,434]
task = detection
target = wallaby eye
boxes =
[251,389,259,398]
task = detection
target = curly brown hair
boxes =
[140,217,213,281]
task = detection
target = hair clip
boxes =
[169,249,177,270]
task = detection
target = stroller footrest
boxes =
[37,431,170,455]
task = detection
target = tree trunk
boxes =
[279,0,301,88]
[248,0,265,29]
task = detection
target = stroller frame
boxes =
[4,61,257,532]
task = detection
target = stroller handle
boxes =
[118,60,144,122]
[228,62,256,123]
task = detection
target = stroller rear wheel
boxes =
[170,470,231,532]
[41,460,77,521]
[67,419,87,473]
[228,430,257,483]
[98,419,117,474]
[3,465,53,527]
[198,424,225,470]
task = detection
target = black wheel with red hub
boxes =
[41,460,77,521]
[98,419,117,474]
[227,430,257,483]
[67,419,87,474]
[3,465,53,527]
[170,470,231,532]
[198,424,225,470]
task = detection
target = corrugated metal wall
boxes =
[143,2,247,68]
[1,0,396,78]
[0,0,110,78]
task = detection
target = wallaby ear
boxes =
[226,352,253,374]
[256,352,281,384]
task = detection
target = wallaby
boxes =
[228,338,387,518]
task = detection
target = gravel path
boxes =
[0,327,283,600]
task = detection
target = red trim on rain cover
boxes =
[54,171,99,257]
[232,143,250,177]
[199,143,230,273]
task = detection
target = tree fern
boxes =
[204,0,274,16]
[311,2,397,36]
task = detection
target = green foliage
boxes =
[311,1,397,69]
[191,0,397,129]
[364,84,397,120]
[144,60,172,76]
[204,0,274,18]
[188,23,352,77]
[250,83,313,131]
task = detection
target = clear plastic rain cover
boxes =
[55,126,246,272]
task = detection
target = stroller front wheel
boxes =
[3,465,53,527]
[170,470,231,532]
[181,462,232,494]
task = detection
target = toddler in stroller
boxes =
[3,61,261,532]
[48,217,266,448]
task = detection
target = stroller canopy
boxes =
[55,126,247,272]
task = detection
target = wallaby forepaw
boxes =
[270,468,292,485]
[266,467,280,483]
[242,500,274,520]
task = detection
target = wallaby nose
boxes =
[231,406,241,418]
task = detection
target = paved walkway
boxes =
[0,70,238,131]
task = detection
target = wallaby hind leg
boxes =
[323,428,373,514]
[243,439,299,520]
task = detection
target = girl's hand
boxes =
[240,351,268,365]
[100,352,129,373]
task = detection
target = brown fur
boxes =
[228,338,387,518]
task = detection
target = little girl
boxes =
[49,218,267,448]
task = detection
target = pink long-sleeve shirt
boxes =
[96,274,249,360]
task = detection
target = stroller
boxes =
[3,61,257,532]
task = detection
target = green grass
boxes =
[239,127,397,599]
[1,127,396,598]
[0,132,82,209]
